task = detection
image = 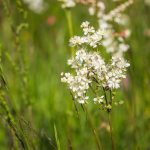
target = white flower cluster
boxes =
[23,0,46,13]
[59,0,132,56]
[102,30,130,57]
[145,0,150,6]
[102,0,133,22]
[69,21,104,48]
[93,96,104,104]
[61,47,130,104]
[61,68,91,104]
[58,0,76,8]
[88,0,133,57]
[105,56,130,89]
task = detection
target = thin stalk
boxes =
[54,124,61,150]
[70,92,80,120]
[0,58,30,149]
[65,10,73,38]
[83,104,102,150]
[0,95,30,150]
[109,90,112,105]
[73,101,80,120]
[102,87,115,150]
[65,9,74,56]
[108,112,115,150]
[65,9,79,148]
[102,87,108,105]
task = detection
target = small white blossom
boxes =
[93,96,104,104]
[58,0,76,8]
[114,14,130,26]
[145,0,150,6]
[81,21,95,35]
[118,43,129,52]
[61,21,130,105]
[104,0,133,22]
[61,47,130,103]
[70,21,103,48]
[61,67,91,104]
[23,0,46,13]
[89,6,95,16]
[86,0,133,56]
[105,57,130,89]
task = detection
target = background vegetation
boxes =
[0,0,150,149]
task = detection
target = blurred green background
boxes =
[0,0,150,149]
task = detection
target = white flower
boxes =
[23,0,46,13]
[59,0,76,8]
[104,0,133,22]
[88,6,95,16]
[61,47,130,103]
[75,49,87,62]
[61,21,130,104]
[81,21,90,28]
[86,0,133,56]
[145,0,150,6]
[61,66,91,104]
[118,43,129,52]
[94,96,104,104]
[69,36,87,47]
[107,78,120,89]
[97,2,105,11]
[104,57,130,89]
[114,14,130,26]
[69,21,103,48]
[81,21,95,35]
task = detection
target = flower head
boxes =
[61,21,130,109]
[70,21,103,48]
[23,0,46,13]
[58,0,76,8]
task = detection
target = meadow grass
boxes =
[0,0,150,150]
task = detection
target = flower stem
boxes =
[65,9,74,56]
[83,104,102,150]
[103,87,108,105]
[66,10,73,38]
[0,94,30,150]
[102,87,115,150]
[109,90,112,105]
[108,112,115,150]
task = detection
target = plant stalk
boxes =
[83,104,102,150]
[65,9,74,56]
[108,112,115,150]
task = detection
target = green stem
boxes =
[0,95,30,150]
[102,87,108,105]
[66,10,73,38]
[0,64,30,149]
[109,90,112,105]
[65,9,74,56]
[70,92,80,120]
[102,87,115,149]
[83,104,102,150]
[108,112,115,150]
